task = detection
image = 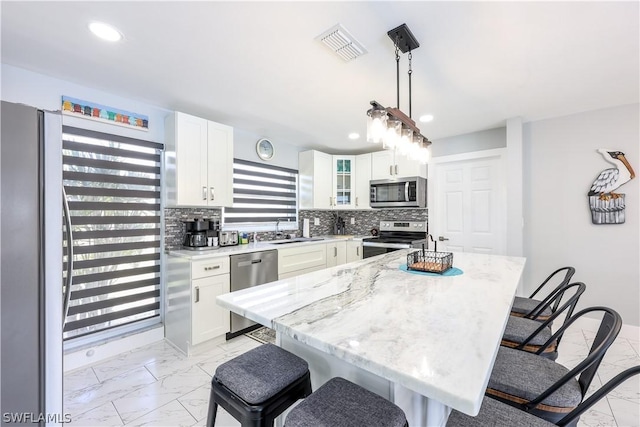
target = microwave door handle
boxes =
[405,182,410,202]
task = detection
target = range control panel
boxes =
[378,221,427,232]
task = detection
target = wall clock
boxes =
[256,138,274,160]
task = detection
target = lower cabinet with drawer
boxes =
[277,243,327,280]
[165,255,230,355]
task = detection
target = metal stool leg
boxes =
[206,386,218,427]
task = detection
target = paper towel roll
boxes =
[302,218,310,238]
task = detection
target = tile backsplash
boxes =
[164,208,221,250]
[298,208,428,237]
[165,207,428,249]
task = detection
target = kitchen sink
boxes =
[269,237,325,245]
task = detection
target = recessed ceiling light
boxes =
[419,114,434,123]
[88,22,123,42]
[348,133,360,140]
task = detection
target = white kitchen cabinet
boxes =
[346,241,363,263]
[192,273,230,345]
[355,153,371,209]
[165,111,233,207]
[299,150,333,209]
[332,156,356,209]
[277,243,327,279]
[300,151,369,210]
[371,150,426,180]
[326,241,347,267]
[165,255,230,355]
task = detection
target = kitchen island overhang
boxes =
[217,250,526,425]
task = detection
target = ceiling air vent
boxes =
[316,24,367,62]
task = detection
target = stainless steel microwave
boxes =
[370,176,427,208]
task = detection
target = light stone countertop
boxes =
[166,235,369,260]
[217,250,526,416]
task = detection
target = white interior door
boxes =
[431,150,506,255]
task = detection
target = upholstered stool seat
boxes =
[285,377,408,427]
[511,296,552,319]
[488,346,583,408]
[447,395,555,427]
[449,366,640,427]
[501,315,557,358]
[207,343,312,427]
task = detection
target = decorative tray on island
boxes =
[407,250,454,274]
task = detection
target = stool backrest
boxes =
[578,307,622,395]
[557,365,640,426]
[525,306,621,410]
[520,282,586,352]
[527,266,576,315]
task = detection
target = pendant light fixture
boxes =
[367,24,431,163]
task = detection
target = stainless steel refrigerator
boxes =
[1,101,63,425]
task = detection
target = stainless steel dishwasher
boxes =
[227,250,278,339]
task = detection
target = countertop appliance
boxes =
[370,176,427,208]
[362,220,428,259]
[1,102,64,418]
[220,230,239,246]
[182,218,210,249]
[228,250,278,339]
[182,218,221,250]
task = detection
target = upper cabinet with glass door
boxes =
[332,156,356,209]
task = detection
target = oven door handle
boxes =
[362,242,410,249]
[405,182,410,202]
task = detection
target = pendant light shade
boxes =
[366,24,432,162]
[383,117,402,150]
[366,105,388,144]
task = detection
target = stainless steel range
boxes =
[362,220,428,259]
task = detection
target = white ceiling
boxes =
[1,1,638,154]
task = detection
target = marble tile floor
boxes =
[65,329,639,427]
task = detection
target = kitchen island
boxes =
[217,250,525,426]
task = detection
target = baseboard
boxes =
[64,325,165,372]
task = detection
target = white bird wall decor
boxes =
[588,149,635,200]
[588,148,635,225]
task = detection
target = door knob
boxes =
[438,236,449,241]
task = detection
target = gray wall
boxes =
[431,127,506,157]
[233,127,304,170]
[523,104,639,326]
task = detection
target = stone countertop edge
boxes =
[166,235,369,259]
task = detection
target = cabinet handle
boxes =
[355,196,358,207]
[334,197,337,206]
[334,247,337,257]
[205,265,221,271]
[329,196,332,206]
[210,187,215,201]
[202,186,207,200]
[195,286,200,303]
[390,165,393,176]
[395,164,399,175]
[356,246,359,256]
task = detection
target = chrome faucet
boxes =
[275,217,290,239]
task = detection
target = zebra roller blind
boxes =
[62,126,163,340]
[223,159,298,227]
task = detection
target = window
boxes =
[223,159,298,230]
[62,126,163,342]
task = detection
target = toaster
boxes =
[219,230,239,246]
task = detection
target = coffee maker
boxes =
[182,218,210,249]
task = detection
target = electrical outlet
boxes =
[314,217,320,226]
[350,217,355,225]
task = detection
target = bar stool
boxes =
[285,377,408,427]
[206,343,312,427]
